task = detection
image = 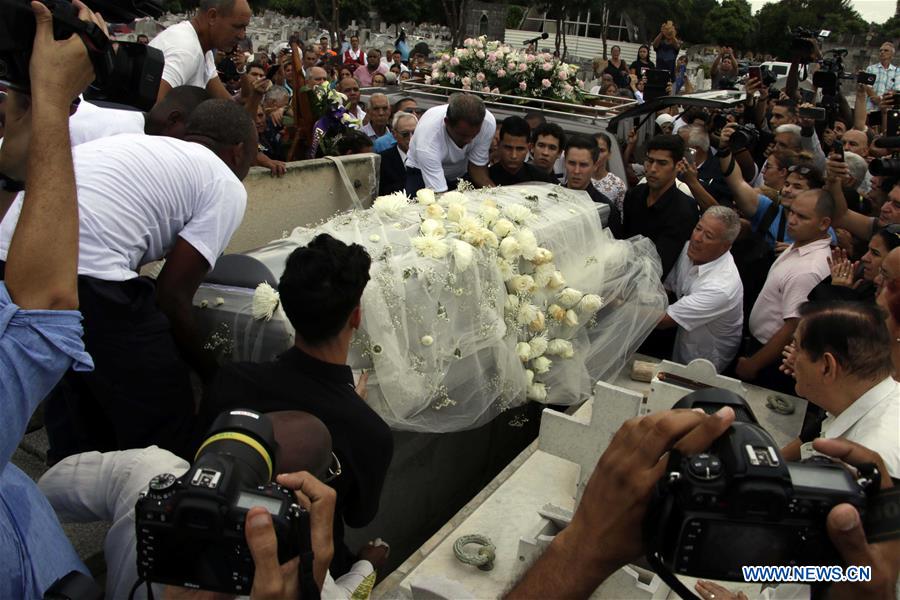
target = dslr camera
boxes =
[135,410,313,595]
[728,123,760,152]
[0,0,164,110]
[644,389,874,583]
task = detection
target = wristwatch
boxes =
[0,171,25,193]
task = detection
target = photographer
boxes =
[507,409,900,600]
[711,46,738,91]
[828,153,900,242]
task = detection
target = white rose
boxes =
[503,203,533,224]
[527,382,547,402]
[447,203,467,222]
[547,339,575,358]
[564,309,579,327]
[373,192,409,218]
[491,218,516,238]
[525,369,534,386]
[547,304,566,322]
[557,287,583,308]
[528,311,546,332]
[547,270,566,290]
[452,240,475,272]
[529,334,548,358]
[533,263,555,288]
[514,229,538,260]
[482,229,499,249]
[507,274,536,294]
[421,335,434,346]
[425,203,446,219]
[480,204,501,225]
[499,236,521,260]
[580,293,603,313]
[530,247,553,266]
[411,235,450,259]
[420,218,446,238]
[441,190,467,205]
[505,293,520,314]
[515,341,532,362]
[497,258,516,280]
[517,302,539,326]
[416,188,436,205]
[532,356,552,374]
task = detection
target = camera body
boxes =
[134,410,311,594]
[645,389,870,582]
[729,123,760,152]
[857,71,877,86]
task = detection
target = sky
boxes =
[748,0,896,24]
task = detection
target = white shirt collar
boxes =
[693,248,732,277]
[823,377,898,440]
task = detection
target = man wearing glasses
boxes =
[379,112,417,195]
[865,42,900,112]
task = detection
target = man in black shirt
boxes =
[488,116,557,186]
[621,134,699,279]
[563,134,622,236]
[202,234,393,576]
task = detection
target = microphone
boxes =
[873,136,900,149]
[523,32,549,46]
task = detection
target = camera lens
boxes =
[194,410,279,489]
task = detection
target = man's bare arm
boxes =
[467,162,495,189]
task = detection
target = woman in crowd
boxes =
[629,44,654,76]
[603,45,630,88]
[591,132,627,220]
[372,72,387,87]
[810,224,900,303]
[758,149,798,198]
[876,247,900,377]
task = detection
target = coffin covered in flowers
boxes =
[193,183,665,432]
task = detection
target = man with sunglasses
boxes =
[379,111,417,195]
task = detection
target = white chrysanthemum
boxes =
[507,274,535,295]
[532,356,552,374]
[527,382,547,402]
[548,270,566,290]
[252,283,280,321]
[479,204,501,226]
[531,247,553,265]
[529,334,548,358]
[505,293,520,314]
[482,229,499,249]
[547,339,575,358]
[558,287,583,309]
[491,218,516,238]
[533,263,555,288]
[497,258,516,280]
[452,240,475,272]
[411,235,450,259]
[421,335,434,346]
[499,236,521,260]
[369,234,381,242]
[547,304,566,322]
[564,309,579,327]
[580,294,603,314]
[517,302,539,326]
[525,369,534,387]
[373,192,409,218]
[416,188,436,205]
[515,342,532,362]
[528,311,546,332]
[420,218,446,238]
[503,203,532,224]
[441,190,467,205]
[425,203,446,219]
[514,229,538,260]
[447,203,467,223]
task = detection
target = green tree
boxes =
[875,14,900,42]
[507,4,526,29]
[372,0,421,29]
[703,0,755,48]
[753,0,866,58]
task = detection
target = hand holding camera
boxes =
[826,151,850,184]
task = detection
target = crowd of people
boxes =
[1,0,899,598]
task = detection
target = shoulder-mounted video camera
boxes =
[644,389,883,590]
[0,0,164,110]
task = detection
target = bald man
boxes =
[362,93,390,141]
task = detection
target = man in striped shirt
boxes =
[865,42,900,111]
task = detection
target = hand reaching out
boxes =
[828,246,861,288]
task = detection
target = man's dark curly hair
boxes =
[279,234,371,345]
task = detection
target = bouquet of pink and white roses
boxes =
[426,36,585,103]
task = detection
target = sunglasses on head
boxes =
[788,165,813,175]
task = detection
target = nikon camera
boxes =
[644,389,873,583]
[135,410,310,595]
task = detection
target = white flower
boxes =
[505,293,520,314]
[456,216,484,245]
[547,304,566,322]
[417,188,436,205]
[447,202,467,222]
[373,192,409,218]
[532,356,552,374]
[497,258,516,280]
[517,302,539,326]
[441,190,467,205]
[525,369,534,386]
[530,247,553,265]
[528,310,546,332]
[564,309,579,327]
[425,203,446,219]
[547,339,575,358]
[527,382,547,402]
[580,294,603,313]
[421,335,434,346]
[482,229,499,249]
[479,204,501,225]
[420,218,446,238]
[503,203,532,224]
[214,297,225,306]
[529,334,548,358]
[499,236,521,260]
[411,235,450,259]
[515,342,532,362]
[514,229,538,260]
[251,283,280,321]
[548,270,566,290]
[533,263,555,288]
[491,218,516,238]
[558,287,583,309]
[452,240,475,272]
[369,234,381,242]
[507,274,536,294]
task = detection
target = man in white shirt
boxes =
[0,100,255,464]
[737,189,834,394]
[657,206,743,372]
[361,93,390,141]
[405,93,496,194]
[781,302,900,478]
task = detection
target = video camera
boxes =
[0,0,164,110]
[812,48,853,97]
[869,136,900,177]
[789,26,829,62]
[644,389,876,586]
[134,409,316,596]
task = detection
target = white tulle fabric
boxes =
[196,183,666,432]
